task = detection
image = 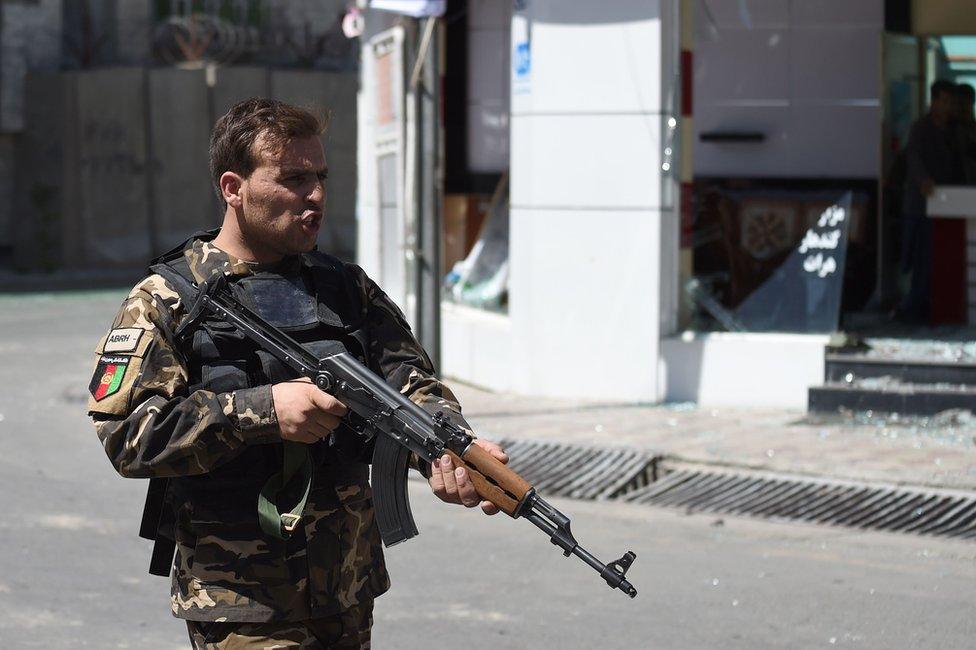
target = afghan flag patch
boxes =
[89,355,130,401]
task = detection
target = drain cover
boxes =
[495,438,655,500]
[623,466,976,539]
[417,438,975,540]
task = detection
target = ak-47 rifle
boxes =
[182,273,638,599]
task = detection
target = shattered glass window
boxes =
[686,189,858,333]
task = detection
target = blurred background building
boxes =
[2,0,359,275]
[3,0,976,415]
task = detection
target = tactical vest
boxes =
[140,232,375,576]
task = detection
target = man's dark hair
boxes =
[209,98,326,202]
[956,82,976,105]
[931,79,957,101]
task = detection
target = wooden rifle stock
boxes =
[446,444,533,517]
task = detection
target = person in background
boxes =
[897,80,963,324]
[954,83,976,184]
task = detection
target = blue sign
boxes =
[515,42,530,78]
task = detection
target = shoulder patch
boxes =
[88,325,155,415]
[89,355,130,401]
[103,328,144,353]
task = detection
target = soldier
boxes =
[88,98,507,649]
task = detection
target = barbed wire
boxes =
[153,13,260,66]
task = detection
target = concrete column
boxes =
[507,0,677,401]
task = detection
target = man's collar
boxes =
[183,239,303,283]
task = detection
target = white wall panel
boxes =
[694,29,790,103]
[440,303,513,391]
[693,0,883,179]
[693,105,789,176]
[511,114,661,209]
[697,0,788,29]
[510,8,663,115]
[786,105,880,176]
[792,0,883,26]
[509,208,661,401]
[694,103,880,178]
[791,28,880,101]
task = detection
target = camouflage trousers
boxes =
[186,599,373,649]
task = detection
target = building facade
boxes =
[358,0,976,409]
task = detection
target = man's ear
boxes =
[220,171,245,209]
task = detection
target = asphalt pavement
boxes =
[0,289,974,649]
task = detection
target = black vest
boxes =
[141,233,375,575]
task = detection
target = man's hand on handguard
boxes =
[428,439,509,515]
[271,378,348,444]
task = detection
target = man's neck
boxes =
[212,219,283,265]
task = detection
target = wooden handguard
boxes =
[446,445,533,517]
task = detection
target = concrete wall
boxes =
[151,68,219,254]
[1,0,62,133]
[441,0,678,402]
[441,302,513,392]
[73,67,153,268]
[0,135,16,258]
[13,66,358,272]
[14,72,66,272]
[0,0,62,250]
[114,0,151,64]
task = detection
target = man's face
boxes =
[237,134,327,259]
[931,91,954,121]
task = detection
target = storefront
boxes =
[356,0,976,410]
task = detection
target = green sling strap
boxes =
[258,441,314,539]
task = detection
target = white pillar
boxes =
[507,0,677,401]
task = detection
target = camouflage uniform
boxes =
[185,599,373,648]
[88,237,469,643]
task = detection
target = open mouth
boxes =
[299,211,322,233]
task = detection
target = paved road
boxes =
[1,291,974,648]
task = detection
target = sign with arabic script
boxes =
[735,192,852,333]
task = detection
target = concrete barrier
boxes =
[150,67,219,252]
[14,65,358,275]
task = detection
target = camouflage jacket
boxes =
[88,238,470,623]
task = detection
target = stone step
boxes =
[808,381,976,416]
[826,353,976,387]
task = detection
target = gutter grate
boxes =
[495,439,656,500]
[427,439,975,540]
[623,466,976,540]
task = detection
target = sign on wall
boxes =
[735,192,853,332]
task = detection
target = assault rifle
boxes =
[183,273,638,599]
